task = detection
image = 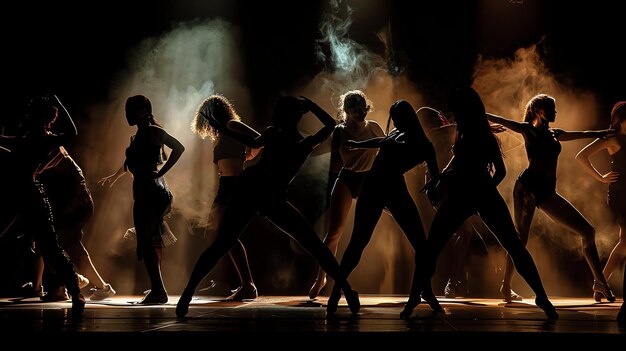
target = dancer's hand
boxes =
[298,96,314,114]
[98,174,118,187]
[601,171,620,184]
[600,129,618,139]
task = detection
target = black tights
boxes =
[182,189,353,297]
[330,175,429,298]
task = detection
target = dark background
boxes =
[1,0,624,297]
[3,0,624,122]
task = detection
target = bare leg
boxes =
[445,221,474,298]
[502,180,534,301]
[603,224,626,281]
[310,180,352,299]
[385,182,441,312]
[265,200,360,314]
[226,240,258,300]
[541,193,615,301]
[71,241,107,289]
[401,194,473,319]
[478,187,557,319]
[139,246,168,304]
[34,256,44,293]
[176,200,256,317]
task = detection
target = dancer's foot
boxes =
[176,289,193,318]
[422,290,443,312]
[592,280,616,302]
[344,289,360,314]
[535,295,559,319]
[41,286,69,302]
[326,287,341,315]
[500,283,523,302]
[308,276,327,300]
[138,289,168,305]
[71,293,86,319]
[226,284,258,301]
[400,295,421,319]
[21,282,44,298]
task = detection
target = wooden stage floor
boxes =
[1,295,624,346]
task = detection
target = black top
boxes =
[370,128,436,176]
[124,126,164,176]
[213,135,246,164]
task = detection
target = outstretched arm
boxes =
[344,137,386,149]
[486,113,526,134]
[575,137,620,183]
[557,128,616,141]
[227,120,263,160]
[300,96,336,147]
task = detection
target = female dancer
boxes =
[309,90,385,299]
[3,95,85,316]
[100,95,184,304]
[402,87,557,319]
[176,96,359,317]
[35,146,116,301]
[576,101,625,288]
[487,94,615,302]
[191,94,259,300]
[326,100,441,313]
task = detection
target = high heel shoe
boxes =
[500,283,523,302]
[592,280,616,302]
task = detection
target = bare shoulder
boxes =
[365,120,385,135]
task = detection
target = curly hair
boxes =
[337,90,373,122]
[192,94,240,141]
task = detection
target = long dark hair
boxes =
[387,100,429,145]
[450,87,501,171]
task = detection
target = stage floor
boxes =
[1,295,624,345]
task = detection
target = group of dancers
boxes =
[1,87,624,322]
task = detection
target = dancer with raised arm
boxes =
[488,94,615,302]
[191,94,260,300]
[176,96,359,318]
[576,101,625,293]
[326,100,441,313]
[402,87,558,319]
[309,90,385,299]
